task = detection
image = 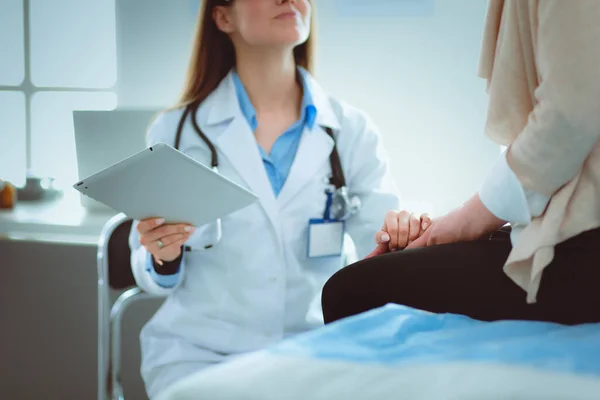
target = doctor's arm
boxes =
[129,219,189,295]
[342,112,402,260]
[127,111,191,294]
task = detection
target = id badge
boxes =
[307,218,345,258]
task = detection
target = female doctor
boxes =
[129,0,429,397]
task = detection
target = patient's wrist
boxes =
[464,194,507,237]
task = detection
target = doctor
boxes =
[129,0,429,397]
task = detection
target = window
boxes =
[0,92,26,185]
[0,0,117,188]
[31,92,117,186]
[0,0,25,86]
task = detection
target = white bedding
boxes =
[157,305,600,400]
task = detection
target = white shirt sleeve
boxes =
[479,152,550,226]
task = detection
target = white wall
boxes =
[115,0,500,215]
[114,0,197,108]
[316,0,499,215]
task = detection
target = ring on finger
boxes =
[156,239,165,249]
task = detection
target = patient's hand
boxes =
[365,210,431,258]
[405,194,505,250]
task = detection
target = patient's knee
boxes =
[322,260,374,324]
[322,268,348,324]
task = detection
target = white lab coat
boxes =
[129,70,400,398]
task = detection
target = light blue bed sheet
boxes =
[272,304,600,378]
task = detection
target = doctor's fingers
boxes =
[139,229,190,249]
[146,232,191,253]
[375,230,391,244]
[154,237,189,264]
[384,210,410,251]
[420,214,432,232]
[395,211,410,249]
[141,223,196,243]
[408,213,421,243]
[137,217,166,234]
[382,211,398,250]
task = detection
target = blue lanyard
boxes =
[323,190,334,221]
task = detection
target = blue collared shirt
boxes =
[148,69,318,287]
[232,69,317,196]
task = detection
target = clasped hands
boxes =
[366,194,506,258]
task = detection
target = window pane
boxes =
[30,0,117,88]
[30,92,117,188]
[0,0,25,86]
[0,91,26,187]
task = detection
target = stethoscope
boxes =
[175,102,361,250]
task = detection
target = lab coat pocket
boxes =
[185,220,222,252]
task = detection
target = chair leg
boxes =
[110,288,155,400]
[99,280,110,400]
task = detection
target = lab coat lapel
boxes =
[216,117,279,224]
[198,72,280,232]
[276,125,333,209]
[277,71,342,209]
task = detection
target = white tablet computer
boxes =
[73,143,258,226]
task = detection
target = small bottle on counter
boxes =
[0,179,17,209]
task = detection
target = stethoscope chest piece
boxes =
[327,187,361,221]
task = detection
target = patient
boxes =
[322,0,600,325]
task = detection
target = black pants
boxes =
[322,228,600,325]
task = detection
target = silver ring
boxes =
[156,239,165,249]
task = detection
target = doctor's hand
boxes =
[365,210,431,259]
[137,218,196,265]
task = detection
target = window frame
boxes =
[0,0,116,185]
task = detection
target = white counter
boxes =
[0,191,116,245]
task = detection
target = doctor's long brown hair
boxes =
[175,0,317,110]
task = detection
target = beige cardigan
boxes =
[479,0,600,303]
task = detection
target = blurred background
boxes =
[0,0,500,399]
[0,0,499,215]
